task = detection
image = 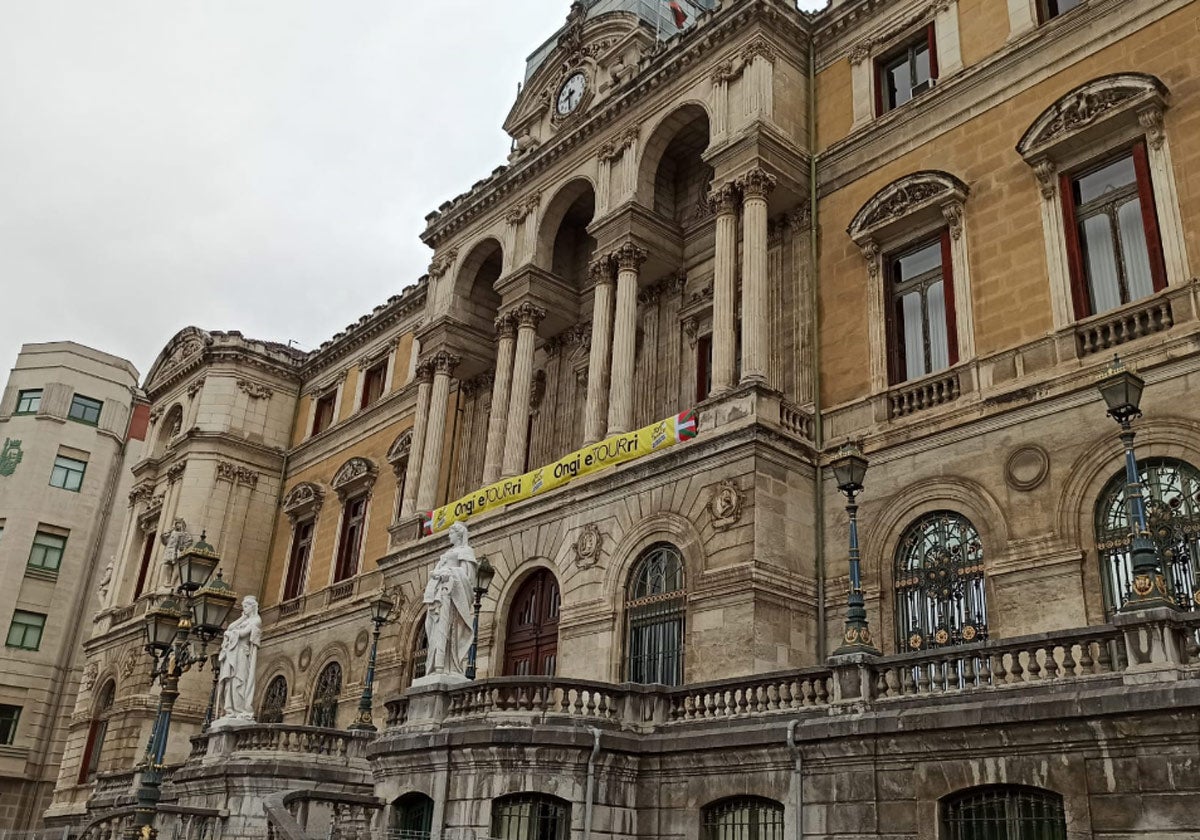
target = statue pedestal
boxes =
[210,716,256,732]
[400,674,471,731]
[410,672,469,690]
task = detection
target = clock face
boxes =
[556,72,587,116]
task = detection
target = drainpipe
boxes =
[582,727,602,840]
[787,720,804,840]
[808,31,827,661]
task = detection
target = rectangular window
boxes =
[695,334,713,402]
[1038,0,1083,22]
[15,389,42,415]
[283,519,315,601]
[133,531,155,600]
[50,454,87,492]
[876,25,937,115]
[885,232,958,384]
[0,705,19,746]
[360,360,388,409]
[28,530,68,573]
[334,496,367,582]
[6,610,47,651]
[68,394,103,426]
[1062,144,1167,320]
[311,391,336,436]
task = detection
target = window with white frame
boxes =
[1017,74,1190,332]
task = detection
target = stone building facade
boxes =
[46,0,1200,837]
[0,343,144,829]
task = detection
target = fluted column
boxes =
[607,242,647,435]
[738,168,776,385]
[399,362,433,518]
[583,257,616,444]
[710,182,740,396]
[416,351,460,511]
[482,314,517,485]
[502,302,546,477]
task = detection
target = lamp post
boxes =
[1096,354,1176,612]
[351,589,398,732]
[831,443,880,656]
[466,556,496,680]
[130,535,237,839]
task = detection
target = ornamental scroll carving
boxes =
[848,171,970,246]
[216,461,260,487]
[331,457,377,501]
[387,430,413,476]
[283,482,324,521]
[237,379,273,400]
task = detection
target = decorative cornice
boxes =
[331,456,378,501]
[848,170,970,243]
[282,481,324,520]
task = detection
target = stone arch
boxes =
[847,170,971,244]
[153,403,184,458]
[308,643,351,694]
[1056,415,1200,623]
[861,475,1006,653]
[1016,72,1168,160]
[491,558,562,678]
[452,237,504,326]
[535,176,597,285]
[257,655,296,702]
[635,102,714,213]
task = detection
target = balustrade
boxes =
[888,371,961,418]
[1076,297,1174,357]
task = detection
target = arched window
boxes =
[391,792,434,838]
[702,796,784,840]
[503,570,560,677]
[625,544,686,685]
[895,512,988,651]
[1095,457,1200,616]
[259,675,288,724]
[308,662,342,728]
[491,793,570,840]
[410,620,428,685]
[79,680,115,783]
[942,785,1066,840]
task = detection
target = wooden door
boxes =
[503,569,560,676]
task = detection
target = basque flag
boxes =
[668,1,688,28]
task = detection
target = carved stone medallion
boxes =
[573,524,603,569]
[709,479,744,529]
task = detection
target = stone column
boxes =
[710,183,740,396]
[482,314,517,485]
[607,242,647,435]
[502,302,546,477]
[399,362,433,517]
[738,168,776,386]
[415,351,460,512]
[583,257,616,444]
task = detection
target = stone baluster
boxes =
[482,314,518,485]
[607,242,647,435]
[710,182,740,396]
[737,167,776,386]
[584,257,616,444]
[399,361,434,517]
[415,351,461,511]
[502,302,547,477]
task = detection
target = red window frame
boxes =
[883,229,958,386]
[333,496,367,583]
[311,392,336,436]
[283,519,315,601]
[1060,141,1167,321]
[875,24,938,117]
[360,361,388,409]
[695,334,713,402]
[133,531,155,600]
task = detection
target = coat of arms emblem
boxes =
[0,438,23,477]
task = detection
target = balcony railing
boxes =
[191,723,373,761]
[888,370,962,419]
[1075,295,1174,357]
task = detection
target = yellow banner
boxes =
[424,409,699,535]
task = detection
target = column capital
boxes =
[427,350,461,377]
[414,359,435,385]
[737,168,777,200]
[588,256,616,287]
[509,301,547,329]
[708,182,741,216]
[1032,159,1058,200]
[495,312,518,340]
[612,242,648,272]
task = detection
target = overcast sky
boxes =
[1,1,825,381]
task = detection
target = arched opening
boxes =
[408,617,429,687]
[624,543,686,685]
[391,792,434,838]
[153,404,183,459]
[644,106,713,226]
[502,569,560,677]
[491,793,571,840]
[1094,457,1200,616]
[455,238,504,327]
[308,661,342,728]
[941,785,1066,840]
[79,679,115,783]
[701,796,785,840]
[259,675,288,723]
[538,179,597,288]
[894,511,988,651]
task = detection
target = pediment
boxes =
[144,327,212,396]
[282,482,324,520]
[331,457,378,501]
[848,171,970,245]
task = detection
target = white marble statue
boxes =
[96,560,114,606]
[422,522,478,679]
[214,596,262,725]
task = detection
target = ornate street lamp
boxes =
[1097,355,1175,612]
[351,589,398,732]
[466,556,496,680]
[831,443,880,656]
[130,533,235,839]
